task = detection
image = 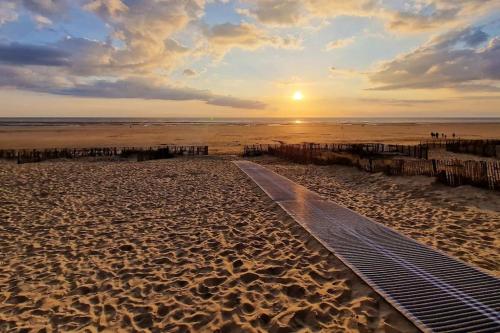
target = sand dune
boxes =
[0,157,417,332]
[255,156,500,277]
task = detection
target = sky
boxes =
[0,0,499,118]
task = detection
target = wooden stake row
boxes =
[0,145,209,164]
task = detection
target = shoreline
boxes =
[1,122,500,153]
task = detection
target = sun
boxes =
[292,91,304,101]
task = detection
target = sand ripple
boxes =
[0,158,417,332]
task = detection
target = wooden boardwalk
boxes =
[234,160,500,333]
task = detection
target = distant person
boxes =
[452,133,456,138]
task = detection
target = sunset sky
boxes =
[0,0,499,117]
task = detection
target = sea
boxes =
[1,117,500,126]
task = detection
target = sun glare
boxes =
[292,91,304,101]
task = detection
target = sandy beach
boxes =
[1,122,499,332]
[1,121,500,153]
[2,0,499,329]
[0,157,419,332]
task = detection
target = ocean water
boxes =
[0,117,499,126]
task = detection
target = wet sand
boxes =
[0,157,418,332]
[1,122,500,153]
[254,156,500,277]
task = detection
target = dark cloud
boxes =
[369,27,500,91]
[239,0,305,26]
[0,35,267,109]
[0,42,70,66]
[206,95,266,109]
[57,79,211,100]
[57,79,267,109]
[384,1,499,32]
[0,38,120,76]
[21,0,69,18]
[183,68,196,76]
[165,39,190,53]
[0,69,266,109]
[461,28,489,47]
[0,65,74,90]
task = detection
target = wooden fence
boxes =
[444,139,500,158]
[0,145,209,164]
[244,142,428,159]
[421,139,500,158]
[245,144,500,190]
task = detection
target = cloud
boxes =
[0,1,290,110]
[0,1,18,25]
[358,98,442,107]
[329,66,364,77]
[386,1,498,32]
[325,37,355,50]
[206,95,265,109]
[239,0,379,27]
[0,42,70,66]
[369,26,500,91]
[388,7,459,32]
[458,95,500,101]
[21,0,69,18]
[239,0,497,33]
[83,0,205,71]
[54,37,116,75]
[183,68,197,76]
[0,38,119,75]
[0,66,266,109]
[238,0,305,26]
[0,36,183,77]
[0,64,75,89]
[164,38,190,54]
[1,0,70,25]
[203,22,301,57]
[302,0,378,18]
[58,79,267,109]
[273,75,303,87]
[32,14,52,28]
[83,0,128,19]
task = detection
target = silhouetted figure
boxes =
[452,133,456,138]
